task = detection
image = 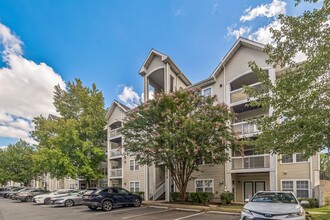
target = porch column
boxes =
[144,76,149,102]
[144,165,149,201]
[165,168,170,202]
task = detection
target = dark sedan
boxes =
[82,187,142,211]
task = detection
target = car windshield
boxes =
[251,192,298,204]
[84,190,97,195]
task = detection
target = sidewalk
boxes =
[142,200,242,215]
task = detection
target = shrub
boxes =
[189,192,200,203]
[198,192,214,205]
[298,198,318,208]
[170,192,180,202]
[220,192,234,205]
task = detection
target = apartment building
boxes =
[106,37,320,203]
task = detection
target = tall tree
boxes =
[121,90,239,201]
[32,79,106,187]
[0,140,36,186]
[245,0,329,156]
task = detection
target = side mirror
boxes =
[300,200,309,205]
[244,199,250,202]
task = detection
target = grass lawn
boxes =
[306,206,330,220]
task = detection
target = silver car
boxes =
[241,191,308,220]
[50,191,85,207]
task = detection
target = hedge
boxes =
[171,192,214,205]
[298,198,318,208]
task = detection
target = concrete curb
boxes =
[144,203,241,215]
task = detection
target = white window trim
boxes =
[202,86,212,96]
[280,179,310,198]
[195,179,214,193]
[129,181,140,192]
[280,153,309,164]
[129,159,140,171]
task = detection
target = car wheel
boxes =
[133,198,141,207]
[25,196,32,202]
[44,198,51,205]
[65,199,74,207]
[88,206,97,210]
[102,200,113,211]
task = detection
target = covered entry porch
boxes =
[232,172,270,202]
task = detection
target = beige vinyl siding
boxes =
[212,72,225,103]
[186,164,225,196]
[108,107,124,125]
[147,55,164,72]
[223,47,269,84]
[122,155,145,193]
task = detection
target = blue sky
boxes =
[0,0,318,146]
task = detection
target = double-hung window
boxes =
[129,181,140,192]
[202,87,212,97]
[129,159,140,171]
[281,153,308,163]
[281,180,309,198]
[195,179,214,192]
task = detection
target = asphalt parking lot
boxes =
[0,198,240,220]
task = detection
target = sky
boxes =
[0,0,319,147]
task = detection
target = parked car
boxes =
[241,191,308,220]
[82,187,142,211]
[9,188,29,199]
[17,189,50,202]
[50,191,85,207]
[33,189,77,204]
[0,187,22,198]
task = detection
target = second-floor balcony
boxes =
[110,128,122,138]
[110,148,123,158]
[109,168,122,178]
[232,121,260,137]
[232,154,270,171]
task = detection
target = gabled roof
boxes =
[105,100,130,120]
[47,114,60,120]
[210,37,265,78]
[138,49,192,86]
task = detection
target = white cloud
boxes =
[240,0,286,22]
[118,86,141,108]
[228,26,251,39]
[0,22,65,144]
[247,19,282,45]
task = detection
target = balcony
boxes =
[110,128,122,138]
[110,148,123,158]
[232,121,260,137]
[231,155,270,171]
[109,168,122,178]
[230,83,261,104]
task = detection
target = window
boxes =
[129,181,140,192]
[282,155,293,163]
[281,180,309,198]
[196,157,212,165]
[195,179,214,192]
[202,87,212,96]
[296,153,308,162]
[281,154,308,163]
[129,159,140,171]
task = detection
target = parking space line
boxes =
[173,212,205,220]
[121,209,170,219]
[94,206,147,215]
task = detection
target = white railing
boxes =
[232,155,270,170]
[110,168,122,177]
[230,82,261,103]
[152,181,166,201]
[110,148,123,158]
[110,128,121,138]
[232,121,259,136]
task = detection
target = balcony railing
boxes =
[110,168,122,177]
[232,121,259,136]
[230,83,261,104]
[232,155,270,170]
[110,129,122,138]
[110,148,123,158]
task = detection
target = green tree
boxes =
[121,90,239,201]
[32,79,106,187]
[0,140,36,186]
[245,0,329,156]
